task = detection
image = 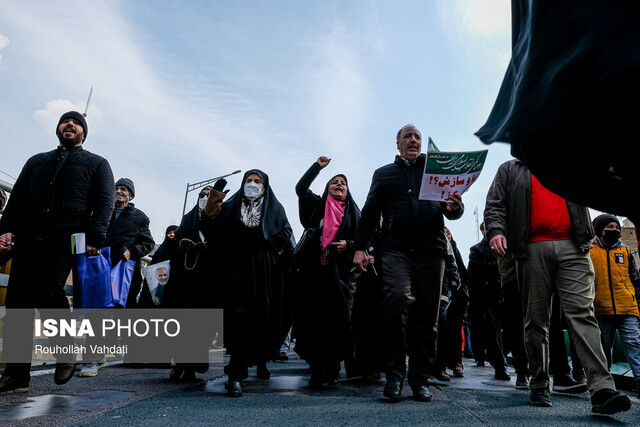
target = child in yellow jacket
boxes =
[590,214,640,398]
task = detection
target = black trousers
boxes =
[2,239,74,382]
[380,251,444,388]
[502,278,529,375]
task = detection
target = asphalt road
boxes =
[1,352,638,426]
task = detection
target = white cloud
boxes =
[303,21,372,154]
[436,0,511,69]
[0,33,8,67]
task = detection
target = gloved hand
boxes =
[213,178,229,194]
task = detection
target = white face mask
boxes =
[244,182,263,201]
[198,196,208,210]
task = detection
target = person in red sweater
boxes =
[484,159,630,414]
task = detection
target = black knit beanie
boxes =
[115,178,135,199]
[592,213,620,237]
[57,111,88,139]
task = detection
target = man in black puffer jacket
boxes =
[353,124,464,403]
[0,111,115,394]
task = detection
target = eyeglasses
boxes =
[198,192,209,199]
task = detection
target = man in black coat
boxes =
[467,222,510,381]
[79,178,154,377]
[105,178,155,308]
[0,111,115,394]
[353,124,464,402]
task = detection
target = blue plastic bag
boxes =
[110,259,136,307]
[72,247,113,309]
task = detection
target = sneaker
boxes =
[515,374,530,390]
[552,373,587,393]
[591,389,631,414]
[79,363,100,377]
[495,369,511,381]
[530,389,552,407]
[78,360,107,371]
[433,370,451,381]
[0,375,29,395]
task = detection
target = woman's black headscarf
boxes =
[306,174,360,241]
[221,169,292,249]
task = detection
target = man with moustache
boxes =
[353,124,464,402]
[0,111,115,393]
[79,177,154,377]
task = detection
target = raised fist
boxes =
[317,156,331,168]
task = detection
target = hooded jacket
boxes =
[590,237,640,317]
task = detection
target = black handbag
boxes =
[292,227,317,261]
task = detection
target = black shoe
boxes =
[530,389,552,407]
[572,369,587,383]
[54,363,76,385]
[591,389,631,414]
[182,369,196,381]
[552,373,587,393]
[169,367,184,381]
[452,368,464,378]
[412,385,432,402]
[309,373,324,388]
[273,351,289,362]
[495,370,511,381]
[383,380,403,402]
[476,360,485,367]
[515,374,530,390]
[361,372,382,382]
[227,379,243,397]
[256,363,271,379]
[0,375,29,395]
[325,374,340,386]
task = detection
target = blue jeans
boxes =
[597,315,640,380]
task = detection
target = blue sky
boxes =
[0,0,516,261]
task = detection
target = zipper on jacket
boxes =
[607,249,617,315]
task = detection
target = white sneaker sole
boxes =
[0,386,29,394]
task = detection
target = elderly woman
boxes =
[293,156,361,387]
[209,169,293,397]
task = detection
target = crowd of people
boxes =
[0,114,637,416]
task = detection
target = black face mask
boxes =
[603,229,621,244]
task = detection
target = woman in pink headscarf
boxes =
[293,156,361,387]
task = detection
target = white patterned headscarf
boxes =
[241,197,263,228]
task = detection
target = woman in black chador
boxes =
[212,169,293,397]
[293,156,360,387]
[162,184,225,381]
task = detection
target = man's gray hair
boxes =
[396,124,421,142]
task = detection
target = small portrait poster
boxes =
[146,260,170,306]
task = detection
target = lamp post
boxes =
[181,170,241,216]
